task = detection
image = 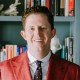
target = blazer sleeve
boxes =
[0,70,1,80]
[75,66,80,80]
[64,63,80,80]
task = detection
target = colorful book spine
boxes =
[46,0,50,9]
[8,45,13,59]
[30,0,34,7]
[13,45,20,57]
[0,44,28,61]
[5,45,9,59]
[68,0,74,16]
[61,45,66,59]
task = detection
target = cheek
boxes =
[44,33,52,41]
[26,33,33,41]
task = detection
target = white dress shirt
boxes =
[27,50,51,80]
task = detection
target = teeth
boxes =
[35,40,42,41]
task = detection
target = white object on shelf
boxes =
[1,0,21,16]
[0,4,4,11]
[50,35,62,53]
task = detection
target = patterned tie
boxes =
[34,60,42,80]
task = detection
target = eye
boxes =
[42,27,47,30]
[29,27,35,31]
[30,27,35,30]
[40,26,47,31]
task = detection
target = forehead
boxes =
[25,13,49,24]
[26,13,47,20]
[25,13,50,27]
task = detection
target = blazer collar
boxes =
[10,51,32,80]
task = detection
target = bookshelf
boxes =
[0,16,75,22]
[0,0,80,65]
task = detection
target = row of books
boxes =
[0,37,74,62]
[25,0,74,16]
[61,37,74,62]
[0,45,27,62]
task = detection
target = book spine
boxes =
[65,37,74,62]
[23,45,27,52]
[37,0,41,6]
[65,0,68,16]
[13,45,19,57]
[30,0,34,7]
[34,0,41,6]
[0,51,4,62]
[61,45,66,59]
[68,0,74,16]
[46,0,50,9]
[41,0,46,6]
[27,0,31,8]
[55,0,60,16]
[5,45,9,60]
[8,45,13,59]
[50,0,55,15]
[3,49,7,61]
[60,0,65,16]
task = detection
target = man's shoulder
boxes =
[51,53,80,69]
[0,51,27,67]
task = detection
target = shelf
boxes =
[0,16,75,22]
[54,16,75,22]
[0,16,22,21]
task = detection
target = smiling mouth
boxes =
[35,40,43,42]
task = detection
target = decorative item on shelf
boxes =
[50,35,62,53]
[0,4,4,12]
[0,0,21,16]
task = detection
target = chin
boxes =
[35,47,43,51]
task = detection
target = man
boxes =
[0,6,80,80]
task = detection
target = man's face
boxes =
[21,13,55,52]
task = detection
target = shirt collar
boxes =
[27,50,51,64]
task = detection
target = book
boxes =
[55,0,60,16]
[65,37,74,62]
[27,0,31,8]
[46,0,50,9]
[34,0,41,6]
[5,45,9,60]
[65,0,74,16]
[13,45,20,57]
[8,45,14,59]
[30,0,34,7]
[65,0,68,16]
[60,0,65,16]
[41,0,46,6]
[0,50,4,62]
[61,45,66,59]
[68,0,74,16]
[50,0,55,15]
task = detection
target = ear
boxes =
[20,30,27,41]
[51,28,56,38]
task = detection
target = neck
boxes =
[28,48,50,60]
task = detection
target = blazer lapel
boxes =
[46,53,69,80]
[11,51,32,80]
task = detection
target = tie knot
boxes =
[36,60,42,67]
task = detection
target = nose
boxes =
[34,28,42,37]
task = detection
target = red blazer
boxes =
[0,51,80,80]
